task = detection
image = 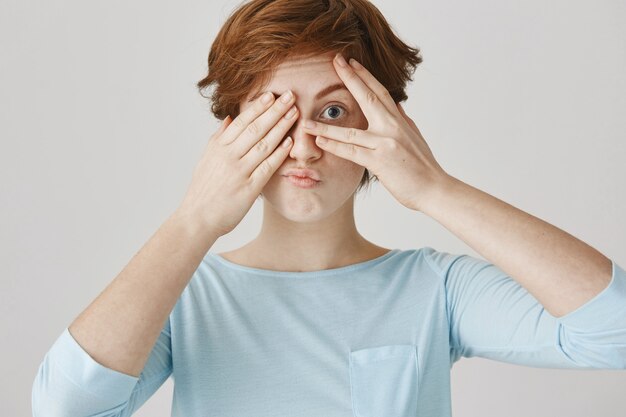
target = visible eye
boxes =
[320,104,346,121]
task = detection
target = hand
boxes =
[301,53,451,212]
[176,90,298,236]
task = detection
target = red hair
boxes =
[196,0,423,193]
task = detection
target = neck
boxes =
[241,196,386,272]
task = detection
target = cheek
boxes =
[331,156,366,184]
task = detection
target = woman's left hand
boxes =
[302,53,451,212]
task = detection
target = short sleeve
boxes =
[32,317,173,417]
[422,246,626,369]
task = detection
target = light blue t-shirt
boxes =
[32,247,626,417]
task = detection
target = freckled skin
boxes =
[239,53,368,222]
[221,52,390,272]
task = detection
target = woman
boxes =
[32,0,626,416]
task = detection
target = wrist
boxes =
[415,173,461,215]
[168,207,224,242]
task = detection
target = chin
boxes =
[261,192,334,223]
[261,176,359,221]
[280,198,330,222]
[279,209,331,223]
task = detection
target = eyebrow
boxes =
[247,83,349,102]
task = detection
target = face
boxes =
[239,52,369,223]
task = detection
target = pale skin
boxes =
[298,52,613,318]
[63,50,612,381]
[219,51,391,273]
[65,52,391,378]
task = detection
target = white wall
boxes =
[1,0,624,416]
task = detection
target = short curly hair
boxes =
[196,0,423,193]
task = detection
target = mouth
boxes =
[282,175,321,189]
[282,168,322,181]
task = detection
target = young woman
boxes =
[32,0,626,416]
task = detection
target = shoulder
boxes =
[405,246,469,278]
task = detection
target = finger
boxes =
[233,90,296,158]
[332,53,390,124]
[240,104,299,169]
[218,91,276,146]
[347,57,400,117]
[250,135,293,187]
[314,134,372,169]
[301,120,378,149]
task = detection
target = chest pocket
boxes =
[348,344,419,417]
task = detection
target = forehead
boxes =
[245,52,344,102]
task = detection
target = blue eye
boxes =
[321,104,346,120]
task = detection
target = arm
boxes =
[32,81,297,416]
[291,53,625,368]
[423,246,626,369]
[297,53,612,316]
[421,174,613,318]
[68,210,220,377]
[32,210,222,416]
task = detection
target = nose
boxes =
[284,114,323,162]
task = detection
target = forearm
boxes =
[68,211,221,377]
[420,174,612,318]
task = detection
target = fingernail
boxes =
[261,92,273,104]
[281,90,293,103]
[282,136,292,147]
[284,106,297,119]
[335,53,347,67]
[349,58,362,69]
[303,119,316,129]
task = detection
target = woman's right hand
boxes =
[175,90,298,237]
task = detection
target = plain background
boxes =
[1,0,625,416]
